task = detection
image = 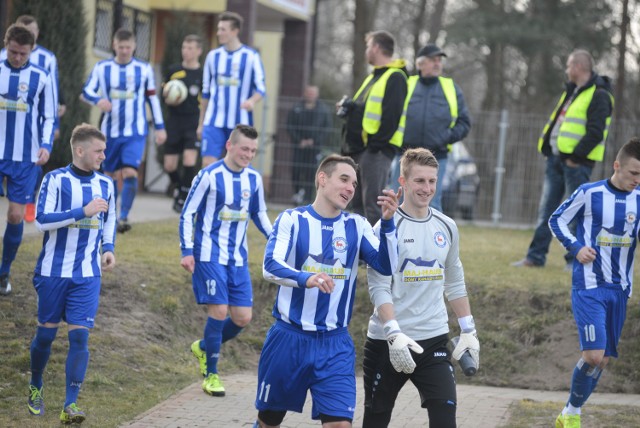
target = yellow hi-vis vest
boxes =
[353,67,406,147]
[538,86,614,162]
[397,76,458,148]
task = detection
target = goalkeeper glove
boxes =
[384,320,424,374]
[452,330,480,369]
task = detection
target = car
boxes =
[441,142,480,220]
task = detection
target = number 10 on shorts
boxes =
[583,324,596,342]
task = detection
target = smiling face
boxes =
[400,163,438,214]
[217,20,239,47]
[317,162,357,211]
[224,134,258,171]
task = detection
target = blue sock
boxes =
[1,222,24,275]
[65,329,90,408]
[30,326,58,389]
[119,177,138,220]
[221,317,244,344]
[204,317,224,375]
[568,358,594,408]
[583,366,603,402]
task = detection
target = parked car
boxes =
[441,142,480,220]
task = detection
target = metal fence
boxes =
[268,96,640,226]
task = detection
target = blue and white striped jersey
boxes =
[549,179,640,297]
[180,159,272,265]
[34,165,116,278]
[263,206,397,332]
[202,45,266,129]
[82,58,164,138]
[0,45,60,109]
[0,60,55,162]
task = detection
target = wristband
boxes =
[383,319,401,337]
[458,315,475,333]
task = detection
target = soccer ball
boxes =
[163,79,188,106]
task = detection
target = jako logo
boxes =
[404,238,414,243]
[322,225,333,231]
[434,352,447,357]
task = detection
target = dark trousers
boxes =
[292,148,319,203]
[349,150,392,226]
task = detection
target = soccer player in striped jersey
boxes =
[364,148,479,428]
[180,124,272,397]
[550,138,640,428]
[27,123,116,424]
[0,24,56,296]
[196,11,266,168]
[81,28,166,233]
[254,155,400,428]
[0,15,66,223]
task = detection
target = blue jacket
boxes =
[402,76,471,159]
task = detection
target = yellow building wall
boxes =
[252,30,282,182]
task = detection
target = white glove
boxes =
[452,331,480,368]
[384,320,424,374]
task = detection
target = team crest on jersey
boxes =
[241,189,251,201]
[332,237,348,253]
[434,231,447,248]
[189,85,199,96]
[18,82,29,93]
[626,211,636,224]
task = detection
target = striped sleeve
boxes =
[263,211,311,288]
[145,63,165,129]
[179,170,210,256]
[549,187,587,257]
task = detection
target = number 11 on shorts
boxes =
[258,381,271,402]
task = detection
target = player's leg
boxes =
[117,136,146,230]
[60,277,101,424]
[557,288,609,425]
[163,116,181,197]
[177,148,198,211]
[410,335,457,428]
[201,126,230,168]
[310,330,357,426]
[192,262,229,395]
[255,322,313,426]
[0,161,38,294]
[223,266,252,343]
[28,274,66,416]
[362,338,406,428]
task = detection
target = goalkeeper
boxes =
[364,148,480,428]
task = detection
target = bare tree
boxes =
[352,0,379,92]
[615,0,630,119]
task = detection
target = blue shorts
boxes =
[572,287,628,358]
[192,262,252,306]
[103,135,146,173]
[0,160,39,203]
[201,126,231,159]
[255,321,356,420]
[33,274,101,328]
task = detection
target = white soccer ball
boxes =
[163,79,188,106]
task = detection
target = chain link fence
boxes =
[267,96,640,226]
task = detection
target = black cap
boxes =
[416,44,447,58]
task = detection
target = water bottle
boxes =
[450,336,477,376]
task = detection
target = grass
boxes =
[0,217,639,427]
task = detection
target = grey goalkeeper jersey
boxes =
[367,207,468,341]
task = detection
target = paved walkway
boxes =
[121,372,640,428]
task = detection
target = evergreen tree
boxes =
[10,0,89,171]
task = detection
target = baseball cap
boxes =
[416,44,447,58]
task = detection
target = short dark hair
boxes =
[230,124,258,143]
[617,137,640,165]
[16,15,37,26]
[70,123,106,148]
[400,148,439,178]
[366,30,395,57]
[183,34,202,47]
[4,24,35,47]
[219,11,243,31]
[315,154,358,189]
[114,28,134,42]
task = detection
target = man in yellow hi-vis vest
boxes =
[513,49,614,270]
[339,30,407,225]
[389,44,471,212]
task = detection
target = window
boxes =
[93,0,152,61]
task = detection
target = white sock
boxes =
[565,403,581,415]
